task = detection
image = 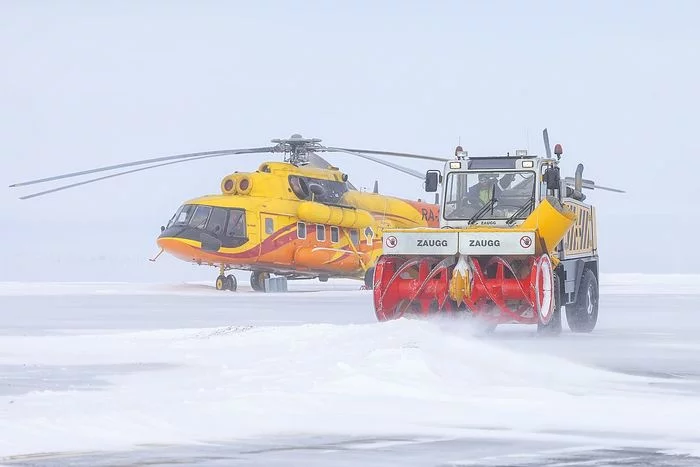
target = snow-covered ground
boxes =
[0,274,699,465]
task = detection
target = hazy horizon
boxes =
[2,1,699,281]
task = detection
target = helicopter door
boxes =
[259,212,296,265]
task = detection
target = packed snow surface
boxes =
[1,274,699,460]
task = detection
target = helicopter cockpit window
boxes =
[443,171,536,221]
[189,205,211,229]
[288,175,348,204]
[226,210,246,238]
[206,207,228,235]
[168,204,196,227]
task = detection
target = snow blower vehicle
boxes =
[371,129,624,334]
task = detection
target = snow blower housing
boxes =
[372,130,624,334]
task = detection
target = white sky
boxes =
[1,1,699,280]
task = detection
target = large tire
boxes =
[537,272,562,336]
[566,268,599,333]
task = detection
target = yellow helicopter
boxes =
[10,134,449,292]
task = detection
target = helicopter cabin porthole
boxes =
[297,222,307,239]
[349,229,359,247]
[330,226,339,243]
[316,225,326,241]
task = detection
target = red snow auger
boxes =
[371,129,625,334]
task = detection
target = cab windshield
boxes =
[443,171,536,221]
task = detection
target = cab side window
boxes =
[265,218,274,235]
[297,222,307,239]
[316,225,325,241]
[330,226,339,243]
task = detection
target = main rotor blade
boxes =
[17,151,248,200]
[9,147,276,188]
[564,177,626,193]
[326,148,426,179]
[324,147,449,163]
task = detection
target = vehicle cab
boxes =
[424,146,562,229]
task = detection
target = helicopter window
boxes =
[205,207,228,235]
[288,175,348,204]
[265,218,274,235]
[189,205,212,229]
[169,204,196,227]
[330,226,339,243]
[349,229,359,247]
[225,209,246,237]
[297,222,307,239]
[316,225,326,241]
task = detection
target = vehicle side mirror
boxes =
[424,170,441,192]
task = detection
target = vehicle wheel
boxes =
[215,275,226,291]
[364,267,375,290]
[225,275,237,291]
[566,268,599,333]
[537,272,562,336]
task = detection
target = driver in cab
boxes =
[467,173,515,206]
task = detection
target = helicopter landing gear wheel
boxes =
[251,271,269,292]
[216,274,237,291]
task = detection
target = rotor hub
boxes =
[271,134,323,165]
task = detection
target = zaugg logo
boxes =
[416,239,449,247]
[468,239,501,247]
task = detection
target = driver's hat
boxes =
[478,173,496,182]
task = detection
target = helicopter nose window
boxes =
[169,204,196,227]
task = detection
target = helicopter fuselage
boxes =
[156,161,439,280]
